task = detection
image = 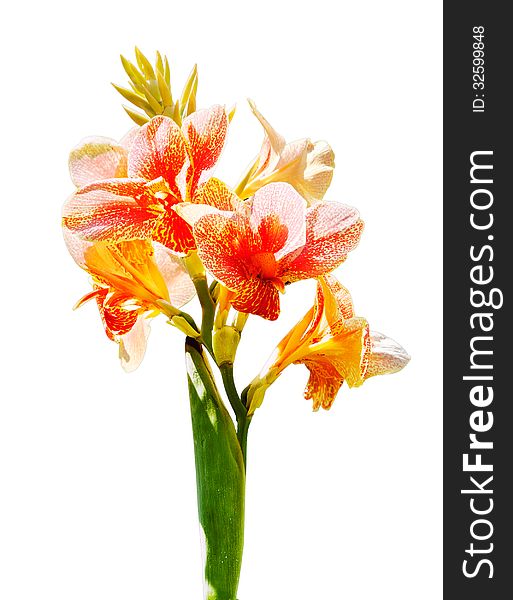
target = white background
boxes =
[0,1,442,598]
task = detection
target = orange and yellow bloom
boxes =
[246,275,410,413]
[65,232,195,370]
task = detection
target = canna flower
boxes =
[177,181,364,321]
[62,105,229,255]
[235,100,335,204]
[64,231,195,371]
[246,275,409,413]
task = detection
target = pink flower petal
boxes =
[249,183,306,260]
[69,136,128,187]
[285,201,363,281]
[128,116,188,199]
[152,242,196,307]
[119,315,151,372]
[182,105,228,195]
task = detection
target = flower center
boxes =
[251,251,277,279]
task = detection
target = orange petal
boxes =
[152,208,196,255]
[194,213,256,290]
[231,277,281,321]
[301,358,344,411]
[128,116,188,200]
[192,177,241,211]
[285,202,363,281]
[182,105,228,195]
[69,137,128,187]
[62,179,160,243]
[250,183,306,259]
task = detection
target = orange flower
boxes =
[177,181,363,320]
[236,100,335,204]
[64,230,195,371]
[246,275,409,413]
[62,106,230,255]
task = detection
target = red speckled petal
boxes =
[62,179,160,243]
[194,212,258,290]
[152,208,196,255]
[301,359,344,411]
[69,136,128,187]
[250,183,306,258]
[182,105,228,195]
[128,116,188,199]
[319,274,355,328]
[96,290,139,340]
[231,277,281,321]
[285,202,364,281]
[192,177,241,210]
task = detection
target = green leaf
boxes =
[185,338,245,600]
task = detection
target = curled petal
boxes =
[249,99,286,158]
[62,179,160,243]
[153,242,195,307]
[319,275,355,329]
[119,315,151,372]
[302,359,344,411]
[365,332,410,379]
[128,116,188,199]
[285,202,363,281]
[69,137,128,187]
[250,183,306,259]
[182,105,228,194]
[292,140,335,204]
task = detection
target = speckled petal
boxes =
[62,179,160,243]
[301,359,344,411]
[231,277,281,321]
[285,202,363,281]
[193,213,256,291]
[182,105,228,195]
[365,332,410,379]
[250,183,306,259]
[128,116,188,199]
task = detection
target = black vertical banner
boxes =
[444,3,511,598]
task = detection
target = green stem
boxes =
[193,276,216,354]
[220,363,252,466]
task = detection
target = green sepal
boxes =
[185,338,245,600]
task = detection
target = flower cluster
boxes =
[62,50,408,409]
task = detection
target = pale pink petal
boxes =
[120,127,141,153]
[365,332,410,379]
[284,202,363,281]
[249,183,306,260]
[128,116,188,199]
[69,136,128,187]
[152,242,196,307]
[182,105,228,194]
[119,315,151,372]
